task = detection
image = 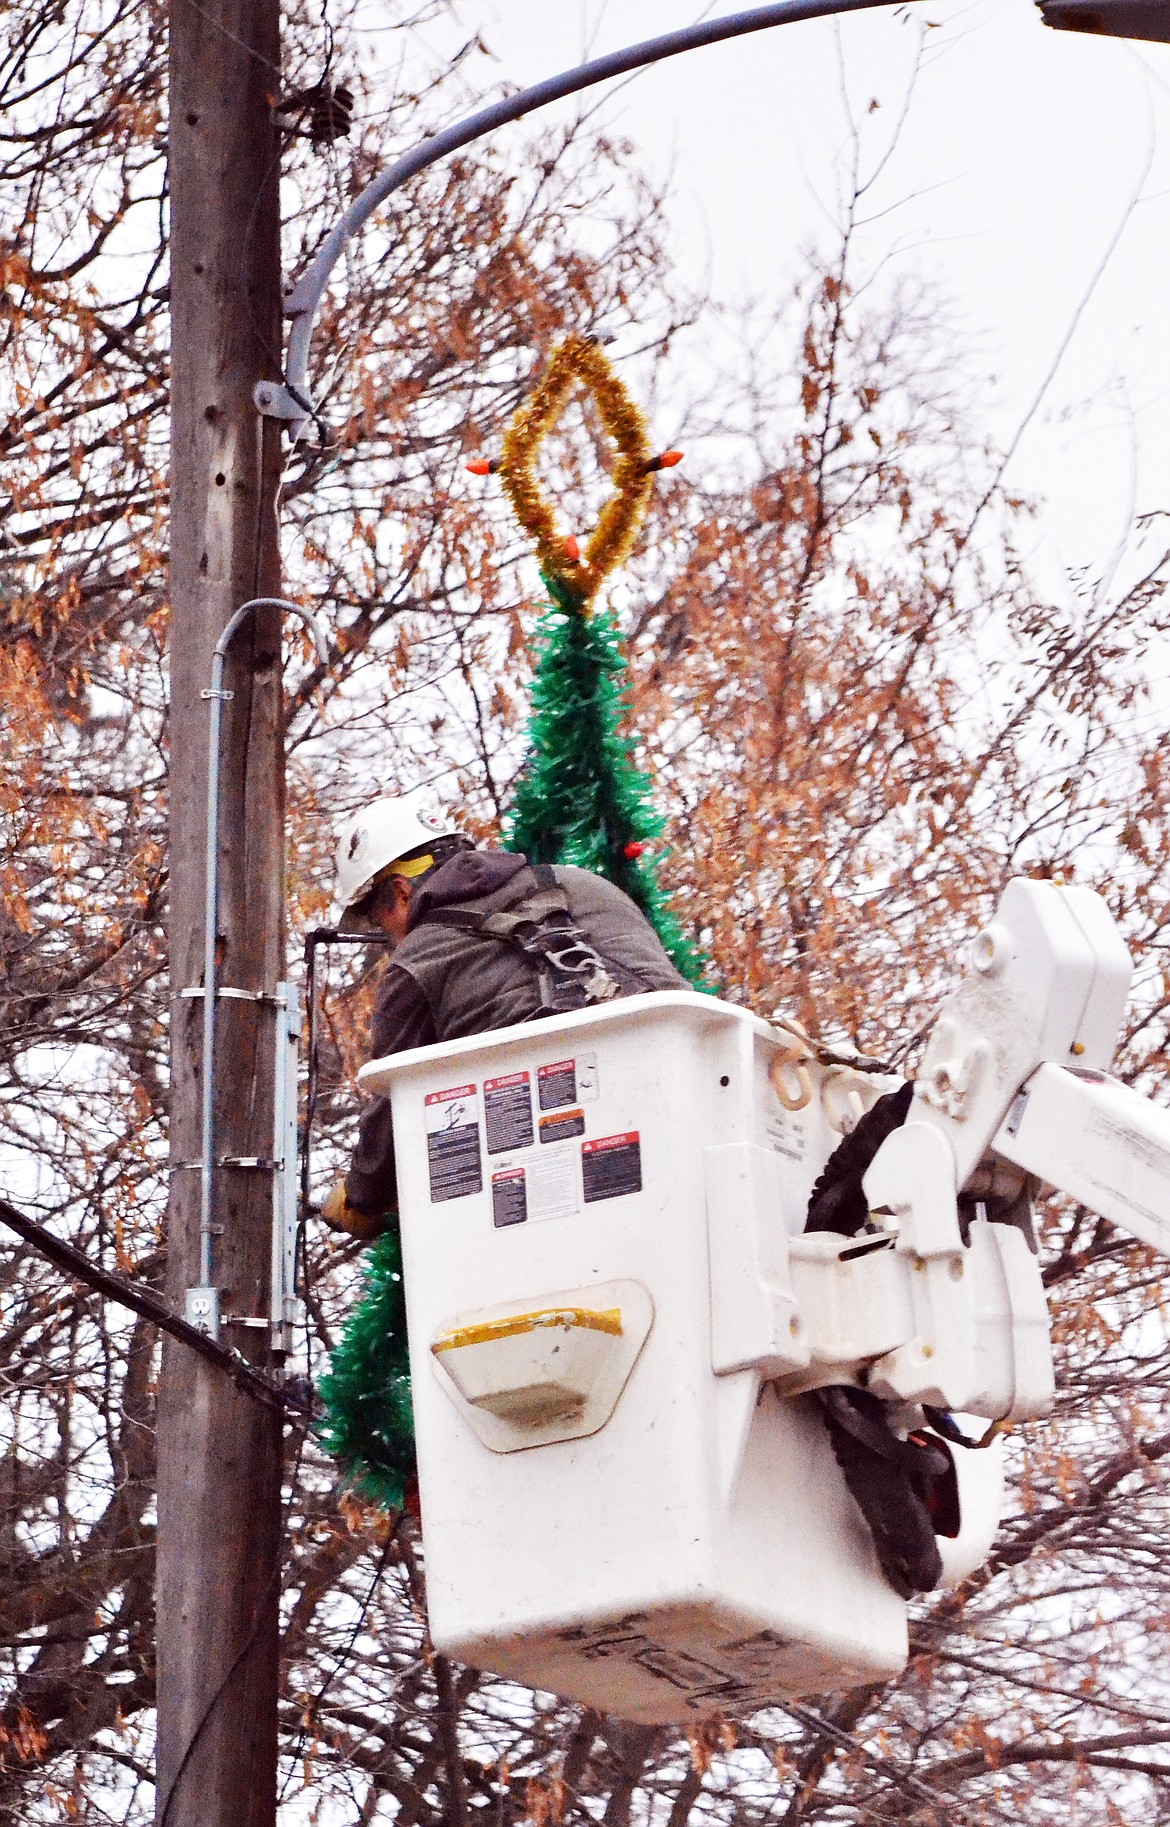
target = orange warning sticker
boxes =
[539,1107,585,1144]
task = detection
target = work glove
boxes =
[320,1178,390,1244]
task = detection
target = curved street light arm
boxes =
[264,0,903,434]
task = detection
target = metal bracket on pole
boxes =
[177,986,281,1005]
[253,378,314,431]
[183,984,299,1349]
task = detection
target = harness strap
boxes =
[424,868,636,1014]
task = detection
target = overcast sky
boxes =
[413,0,1170,605]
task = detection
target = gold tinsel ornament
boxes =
[496,333,657,605]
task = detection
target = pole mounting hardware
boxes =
[254,379,314,428]
[176,986,283,1005]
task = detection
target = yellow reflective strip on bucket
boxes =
[432,1307,623,1354]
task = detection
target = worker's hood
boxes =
[406,848,529,931]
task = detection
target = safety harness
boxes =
[423,864,642,1015]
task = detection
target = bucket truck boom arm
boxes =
[994,1063,1170,1258]
[781,878,1161,1423]
[867,876,1164,1271]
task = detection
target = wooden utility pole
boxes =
[158,1,286,1822]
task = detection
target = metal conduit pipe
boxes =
[199,599,329,1290]
[265,0,902,435]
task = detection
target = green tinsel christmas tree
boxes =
[506,571,707,989]
[317,1228,414,1509]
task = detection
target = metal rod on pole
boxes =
[196,599,327,1312]
[262,0,905,434]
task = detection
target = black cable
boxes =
[0,1198,294,1417]
[279,921,404,1805]
[277,1525,402,1803]
[306,1530,393,1717]
[296,926,399,1372]
[316,0,335,85]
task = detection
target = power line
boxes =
[0,1195,301,1417]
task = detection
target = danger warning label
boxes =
[484,1072,534,1154]
[538,1052,599,1107]
[581,1132,642,1203]
[491,1167,527,1228]
[538,1059,577,1110]
[425,1085,482,1202]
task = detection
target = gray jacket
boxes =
[345,849,693,1214]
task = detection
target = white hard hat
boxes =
[334,795,461,912]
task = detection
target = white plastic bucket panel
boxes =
[363,993,909,1720]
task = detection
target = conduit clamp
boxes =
[175,986,283,1004]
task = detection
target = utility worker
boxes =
[319,795,949,1602]
[321,795,695,1240]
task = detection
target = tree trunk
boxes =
[157,2,285,1822]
